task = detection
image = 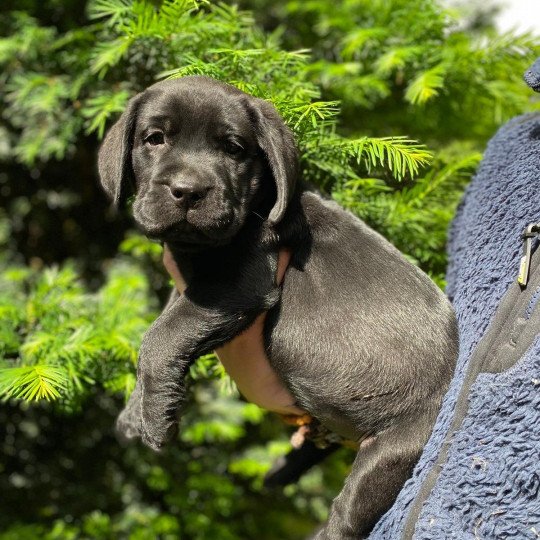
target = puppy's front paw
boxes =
[115,379,145,443]
[140,419,178,452]
[115,399,142,443]
[136,335,186,451]
[139,385,180,451]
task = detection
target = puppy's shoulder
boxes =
[298,188,368,240]
[273,186,381,260]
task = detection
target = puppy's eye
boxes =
[223,140,244,156]
[144,132,165,146]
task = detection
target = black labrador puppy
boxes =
[98,76,458,539]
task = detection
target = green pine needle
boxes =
[339,136,433,179]
[0,365,69,401]
[405,63,447,105]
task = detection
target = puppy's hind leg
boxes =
[314,410,436,540]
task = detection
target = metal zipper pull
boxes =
[517,222,540,287]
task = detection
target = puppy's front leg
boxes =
[115,289,178,444]
[136,293,269,451]
[116,244,280,451]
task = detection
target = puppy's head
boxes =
[98,76,298,248]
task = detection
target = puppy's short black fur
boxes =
[98,76,458,539]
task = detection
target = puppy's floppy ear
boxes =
[248,97,299,225]
[98,93,142,207]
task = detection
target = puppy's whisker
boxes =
[251,211,264,221]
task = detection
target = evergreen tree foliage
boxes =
[241,0,538,279]
[1,2,432,184]
[0,0,538,537]
[0,262,153,405]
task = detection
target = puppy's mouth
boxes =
[137,210,238,250]
[132,187,246,250]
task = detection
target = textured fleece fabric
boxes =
[370,111,540,539]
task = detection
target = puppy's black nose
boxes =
[169,181,209,208]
